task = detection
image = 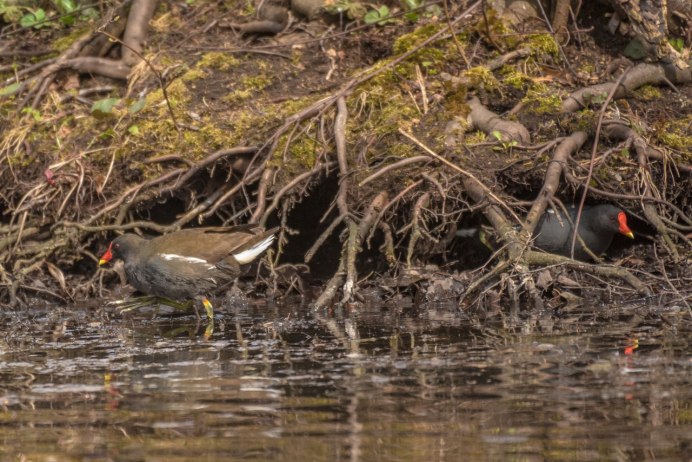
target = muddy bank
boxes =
[0,1,690,311]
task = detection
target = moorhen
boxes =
[456,204,634,261]
[532,204,634,260]
[99,225,278,320]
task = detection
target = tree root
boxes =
[561,61,692,113]
[313,192,388,309]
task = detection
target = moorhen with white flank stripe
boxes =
[98,225,278,322]
[532,204,634,260]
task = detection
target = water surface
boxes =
[0,299,690,461]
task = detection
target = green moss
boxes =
[240,0,255,16]
[578,62,596,75]
[52,27,90,52]
[180,67,208,82]
[224,73,273,104]
[195,52,240,71]
[351,84,419,138]
[144,79,192,117]
[521,83,562,115]
[655,117,692,155]
[271,133,323,171]
[224,88,254,104]
[465,130,487,144]
[636,85,662,100]
[471,8,518,49]
[500,66,531,89]
[242,74,272,90]
[567,109,597,133]
[393,23,445,54]
[526,33,559,57]
[387,142,416,159]
[389,23,449,76]
[462,66,499,91]
[443,82,469,116]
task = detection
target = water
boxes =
[0,299,690,461]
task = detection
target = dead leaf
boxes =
[45,262,67,294]
[535,270,553,290]
[557,274,581,287]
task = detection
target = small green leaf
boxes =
[400,0,422,10]
[55,0,78,14]
[128,125,140,136]
[80,7,99,20]
[20,8,47,28]
[426,5,442,17]
[99,128,115,139]
[91,98,120,118]
[364,5,392,25]
[21,107,42,121]
[668,37,684,53]
[324,0,353,14]
[0,82,21,97]
[623,38,647,60]
[128,98,146,114]
[363,10,381,24]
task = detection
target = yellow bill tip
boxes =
[624,231,634,239]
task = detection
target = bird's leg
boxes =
[202,297,214,321]
[202,297,214,340]
[204,320,214,340]
[152,300,161,320]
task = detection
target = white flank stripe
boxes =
[233,234,275,264]
[160,253,210,266]
[455,228,478,238]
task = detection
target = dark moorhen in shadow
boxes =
[533,204,634,260]
[99,225,278,328]
[457,204,634,261]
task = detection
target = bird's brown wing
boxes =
[148,226,277,264]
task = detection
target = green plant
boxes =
[0,0,97,28]
[91,98,120,118]
[20,7,47,28]
[399,0,442,21]
[491,130,517,153]
[364,5,396,25]
[324,0,367,20]
[54,0,79,25]
[0,0,22,23]
[669,37,684,53]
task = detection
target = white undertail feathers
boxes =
[232,234,275,264]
